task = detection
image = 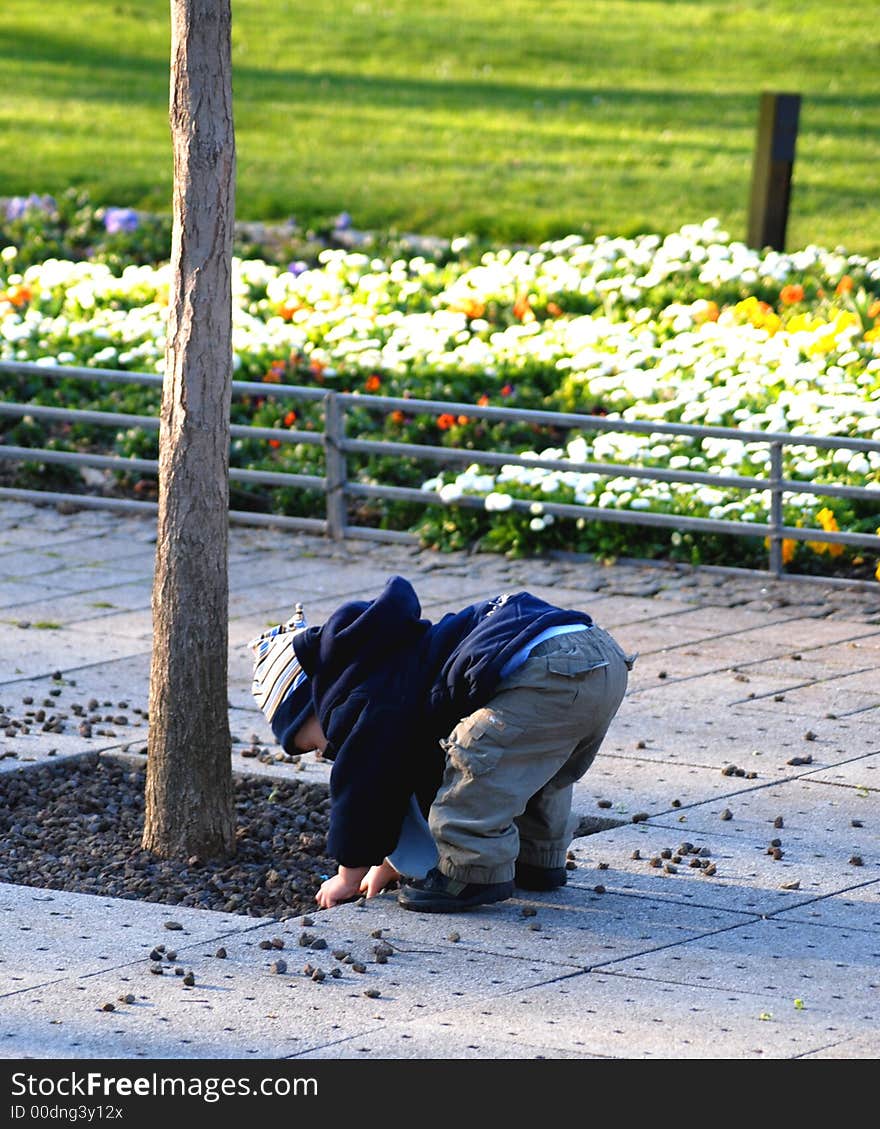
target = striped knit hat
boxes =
[249,603,313,748]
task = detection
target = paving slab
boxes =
[0,736,130,774]
[0,882,260,994]
[0,544,154,577]
[804,752,880,789]
[302,884,751,971]
[565,812,875,917]
[0,580,76,613]
[625,620,879,685]
[294,1023,599,1058]
[68,609,153,641]
[0,583,153,630]
[573,593,696,628]
[0,665,150,757]
[774,883,880,933]
[380,969,874,1059]
[571,755,770,823]
[0,903,580,1060]
[739,681,880,719]
[605,699,874,774]
[631,772,879,860]
[602,703,819,770]
[801,1033,880,1058]
[614,607,799,656]
[0,627,150,683]
[601,916,880,1013]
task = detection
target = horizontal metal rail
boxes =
[1,359,878,580]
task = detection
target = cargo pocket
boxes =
[546,652,608,677]
[441,706,524,780]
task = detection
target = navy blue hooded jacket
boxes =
[284,575,592,867]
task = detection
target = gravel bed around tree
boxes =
[0,757,334,919]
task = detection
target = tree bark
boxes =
[143,0,236,858]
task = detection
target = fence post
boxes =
[323,392,347,540]
[747,92,801,252]
[768,441,784,576]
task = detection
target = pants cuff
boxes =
[439,859,515,885]
[516,842,569,869]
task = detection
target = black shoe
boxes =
[514,862,567,891]
[397,867,513,913]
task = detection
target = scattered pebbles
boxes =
[0,759,334,919]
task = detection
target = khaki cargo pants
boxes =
[429,626,633,885]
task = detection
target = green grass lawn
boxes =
[2,1,878,252]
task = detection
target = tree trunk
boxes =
[143,0,236,858]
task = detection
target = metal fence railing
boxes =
[1,359,879,580]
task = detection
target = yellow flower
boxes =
[806,508,844,557]
[764,536,797,564]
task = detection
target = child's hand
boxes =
[359,859,402,898]
[315,865,369,909]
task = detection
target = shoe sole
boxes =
[397,883,513,913]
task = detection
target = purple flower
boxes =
[5,194,56,221]
[286,260,308,277]
[5,197,28,221]
[333,211,352,231]
[103,207,139,234]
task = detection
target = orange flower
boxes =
[501,383,513,397]
[437,413,456,431]
[477,394,490,407]
[450,297,485,319]
[457,415,470,426]
[268,439,281,448]
[868,300,880,320]
[262,370,282,383]
[513,292,535,323]
[284,410,297,427]
[365,374,381,392]
[6,284,32,308]
[389,410,405,424]
[779,284,805,305]
[546,301,563,318]
[835,275,854,295]
[278,301,302,321]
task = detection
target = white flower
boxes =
[439,483,463,503]
[484,492,514,512]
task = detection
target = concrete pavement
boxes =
[0,498,877,1059]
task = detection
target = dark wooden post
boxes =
[747,92,801,252]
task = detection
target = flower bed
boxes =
[1,207,879,578]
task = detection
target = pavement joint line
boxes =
[0,532,139,561]
[595,751,878,802]
[628,611,840,659]
[581,966,807,1001]
[758,889,880,933]
[824,703,880,720]
[793,1036,863,1059]
[801,757,879,783]
[284,1031,388,1059]
[628,645,880,695]
[0,646,154,685]
[568,881,776,918]
[728,667,879,705]
[0,563,155,591]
